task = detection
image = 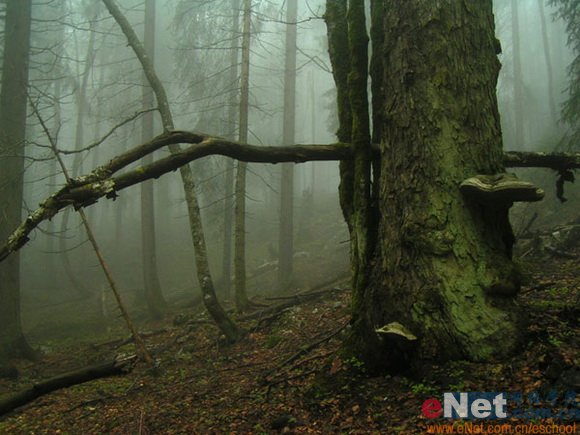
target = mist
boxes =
[0,0,578,431]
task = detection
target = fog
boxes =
[1,0,575,337]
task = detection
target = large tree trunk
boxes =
[0,0,35,361]
[348,0,527,372]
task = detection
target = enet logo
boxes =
[422,393,508,419]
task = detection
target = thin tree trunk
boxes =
[310,71,316,199]
[46,75,61,292]
[511,0,525,150]
[140,0,166,318]
[221,0,241,299]
[234,0,252,312]
[87,65,105,224]
[278,0,298,291]
[102,0,242,342]
[59,24,97,298]
[0,0,36,361]
[30,101,154,365]
[114,125,127,248]
[326,0,354,230]
[347,0,373,303]
[537,0,558,125]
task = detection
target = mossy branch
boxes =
[0,131,577,264]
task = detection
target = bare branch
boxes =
[57,108,159,155]
[28,96,154,365]
[0,129,578,264]
[503,151,580,170]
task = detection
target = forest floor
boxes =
[0,245,578,434]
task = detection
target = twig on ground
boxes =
[545,245,577,259]
[262,321,348,384]
[264,368,319,398]
[241,286,348,323]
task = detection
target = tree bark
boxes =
[349,0,527,372]
[347,0,373,309]
[0,0,36,362]
[325,0,354,230]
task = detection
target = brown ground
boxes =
[0,244,578,434]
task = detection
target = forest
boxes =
[0,0,579,433]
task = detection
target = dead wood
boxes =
[29,98,153,365]
[265,368,318,389]
[0,354,136,416]
[240,285,348,323]
[544,245,578,259]
[503,151,580,170]
[2,144,577,265]
[262,321,348,385]
[86,329,169,350]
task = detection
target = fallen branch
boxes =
[240,286,348,323]
[0,354,136,416]
[91,328,169,350]
[265,368,318,389]
[0,131,578,264]
[263,321,348,384]
[544,245,577,259]
[503,151,580,170]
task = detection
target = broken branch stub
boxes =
[460,174,544,205]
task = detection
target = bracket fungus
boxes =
[460,174,544,205]
[375,322,418,341]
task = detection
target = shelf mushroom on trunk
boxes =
[460,173,544,297]
[460,174,545,205]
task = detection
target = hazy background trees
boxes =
[1,0,575,346]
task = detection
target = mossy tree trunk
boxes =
[328,0,527,372]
